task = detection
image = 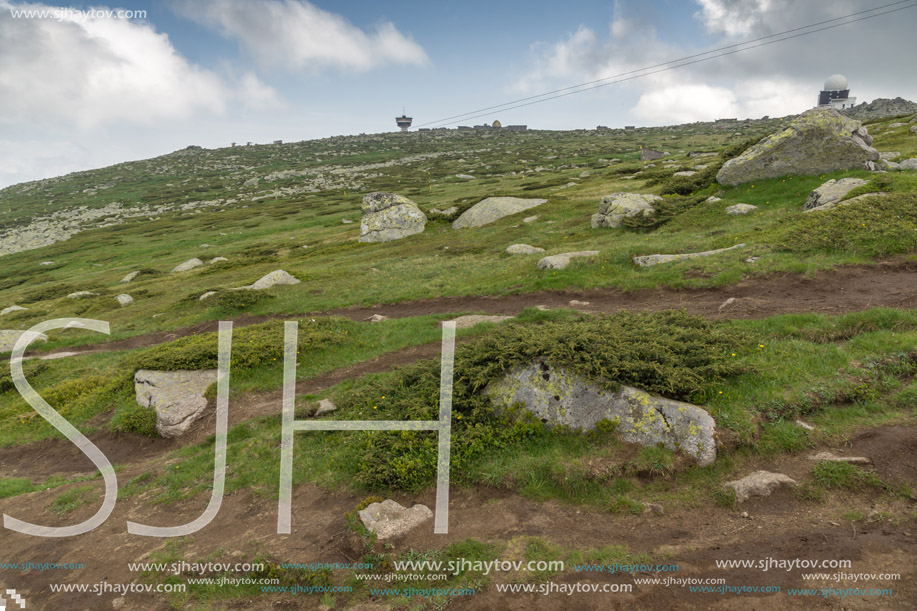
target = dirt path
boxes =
[1,426,914,610]
[29,258,917,360]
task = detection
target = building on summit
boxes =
[817,74,857,110]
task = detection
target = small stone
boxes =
[358,500,433,540]
[367,314,388,322]
[673,170,698,176]
[633,244,745,267]
[568,300,590,306]
[39,261,54,266]
[199,291,217,301]
[523,215,539,223]
[67,291,97,299]
[809,451,871,465]
[171,258,203,273]
[342,219,354,224]
[115,294,133,307]
[795,420,815,431]
[209,257,228,264]
[112,598,126,609]
[506,244,545,255]
[450,315,512,330]
[725,204,757,215]
[315,399,337,416]
[1,305,27,316]
[120,271,140,283]
[642,502,664,515]
[537,251,599,270]
[718,297,737,311]
[726,471,797,503]
[200,243,214,248]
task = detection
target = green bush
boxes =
[130,317,348,371]
[338,310,749,491]
[111,405,158,436]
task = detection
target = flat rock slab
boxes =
[726,471,797,502]
[67,291,97,299]
[452,197,547,229]
[134,369,218,438]
[487,361,717,466]
[0,330,48,353]
[809,451,871,465]
[633,244,745,267]
[537,251,599,270]
[120,271,140,283]
[725,204,757,215]
[506,244,545,255]
[172,258,203,273]
[450,315,512,330]
[358,500,433,540]
[591,193,661,228]
[360,192,427,243]
[1,306,27,316]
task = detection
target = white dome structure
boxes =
[824,74,849,91]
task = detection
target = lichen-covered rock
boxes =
[134,369,217,438]
[899,158,917,170]
[506,244,545,255]
[487,361,717,466]
[716,108,880,186]
[115,294,133,307]
[632,244,745,267]
[591,193,661,228]
[171,258,203,273]
[726,471,797,502]
[452,197,546,229]
[358,500,433,540]
[359,192,427,242]
[0,329,48,352]
[803,178,868,210]
[537,251,599,270]
[725,204,757,215]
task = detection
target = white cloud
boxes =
[172,0,429,73]
[693,0,784,37]
[235,72,286,111]
[0,1,230,130]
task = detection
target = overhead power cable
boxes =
[416,0,916,128]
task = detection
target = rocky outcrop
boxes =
[134,369,217,438]
[726,471,797,502]
[0,329,48,352]
[452,197,546,229]
[359,193,427,243]
[487,361,717,466]
[537,251,599,270]
[358,500,433,540]
[591,193,661,228]
[505,244,545,255]
[803,178,868,211]
[716,108,880,185]
[632,244,745,267]
[842,97,917,120]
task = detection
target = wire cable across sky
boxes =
[416,0,917,128]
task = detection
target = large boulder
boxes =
[591,193,661,228]
[452,197,546,229]
[134,369,217,438]
[0,329,48,353]
[358,500,433,540]
[359,193,427,243]
[716,108,880,186]
[803,178,868,211]
[487,361,717,466]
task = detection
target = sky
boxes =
[1,0,916,188]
